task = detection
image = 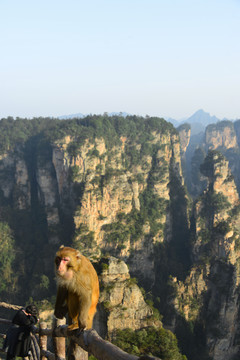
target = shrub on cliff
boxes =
[113,327,187,360]
[0,222,16,293]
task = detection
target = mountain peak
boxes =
[187,109,219,126]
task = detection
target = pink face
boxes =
[55,256,73,279]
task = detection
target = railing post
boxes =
[67,339,88,360]
[39,322,48,360]
[52,317,66,360]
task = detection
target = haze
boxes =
[0,0,239,120]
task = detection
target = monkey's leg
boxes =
[78,292,92,330]
[86,301,97,328]
[54,287,68,319]
[67,293,81,331]
[87,287,99,328]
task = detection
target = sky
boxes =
[0,0,240,120]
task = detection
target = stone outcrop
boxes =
[0,152,30,208]
[178,124,191,154]
[94,257,162,339]
[193,151,240,264]
[189,120,240,196]
[205,121,237,150]
[172,265,210,322]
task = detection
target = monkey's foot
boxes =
[67,323,79,331]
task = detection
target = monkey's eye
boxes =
[55,257,60,264]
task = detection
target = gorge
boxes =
[1,114,240,360]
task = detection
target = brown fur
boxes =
[54,246,99,330]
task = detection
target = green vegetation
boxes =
[1,114,238,360]
[201,191,231,219]
[207,120,234,133]
[0,115,176,156]
[229,203,240,218]
[177,123,191,132]
[102,209,144,248]
[102,182,168,249]
[73,223,97,256]
[113,327,187,360]
[198,150,231,237]
[139,189,168,236]
[0,222,16,293]
[200,150,224,179]
[69,165,80,181]
[190,147,207,195]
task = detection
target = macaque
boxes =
[54,245,99,331]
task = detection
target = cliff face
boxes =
[186,120,240,197]
[177,124,191,181]
[0,116,181,356]
[178,124,191,154]
[94,256,162,339]
[172,150,240,360]
[173,118,240,360]
[0,151,30,209]
[2,116,240,360]
[49,128,183,287]
[0,115,185,294]
[205,122,237,150]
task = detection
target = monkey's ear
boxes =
[76,250,81,260]
[59,245,65,250]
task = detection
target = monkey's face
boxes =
[55,256,74,281]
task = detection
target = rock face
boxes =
[178,124,191,154]
[0,152,30,209]
[172,150,240,360]
[177,123,191,181]
[186,120,240,196]
[2,116,240,360]
[48,123,184,289]
[0,116,180,334]
[205,121,237,150]
[94,257,162,339]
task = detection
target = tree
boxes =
[0,222,16,292]
[113,327,187,360]
[200,150,224,180]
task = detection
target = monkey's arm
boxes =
[54,286,68,319]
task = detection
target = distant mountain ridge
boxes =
[167,109,221,125]
[168,109,225,135]
[58,109,235,136]
[184,109,219,126]
[58,111,130,119]
[184,109,219,134]
[58,113,85,119]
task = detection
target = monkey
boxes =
[54,245,99,331]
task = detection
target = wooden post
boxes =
[67,339,88,360]
[39,322,48,360]
[52,317,66,360]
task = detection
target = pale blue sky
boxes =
[0,0,240,120]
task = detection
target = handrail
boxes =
[0,316,161,360]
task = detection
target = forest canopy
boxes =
[0,115,177,154]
